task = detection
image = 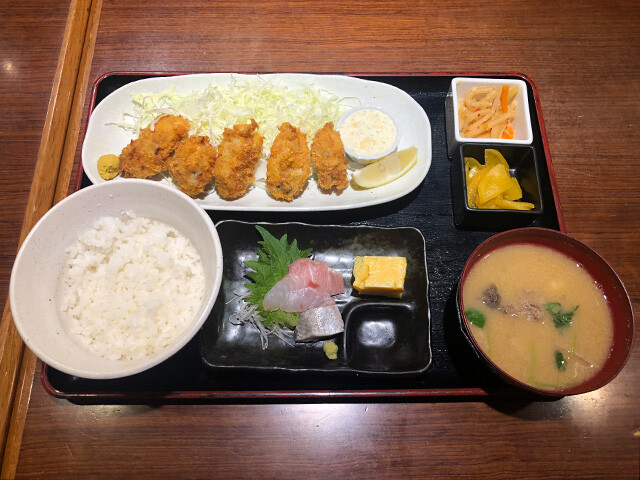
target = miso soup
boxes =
[462,244,613,391]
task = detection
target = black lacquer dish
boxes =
[450,143,544,230]
[200,221,430,376]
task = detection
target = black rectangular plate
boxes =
[200,221,430,376]
[43,72,563,401]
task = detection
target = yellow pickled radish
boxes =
[351,146,418,189]
[494,197,535,210]
[464,157,482,179]
[484,149,510,169]
[465,149,534,211]
[466,165,490,192]
[477,164,512,205]
[476,197,499,209]
[466,167,489,207]
[503,176,523,201]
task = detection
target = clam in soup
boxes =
[462,244,613,391]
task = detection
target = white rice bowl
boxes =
[10,180,223,379]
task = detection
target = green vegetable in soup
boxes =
[530,342,537,383]
[465,309,486,328]
[545,302,578,329]
[555,351,567,372]
[533,380,559,390]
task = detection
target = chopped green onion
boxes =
[532,381,559,390]
[545,302,578,329]
[555,351,567,372]
[530,342,537,383]
[465,309,486,328]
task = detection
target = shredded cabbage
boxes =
[114,75,357,158]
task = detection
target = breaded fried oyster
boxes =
[212,119,264,200]
[166,135,217,197]
[119,114,190,178]
[266,122,310,202]
[310,122,348,191]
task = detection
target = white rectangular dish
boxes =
[82,73,432,212]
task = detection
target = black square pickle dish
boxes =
[43,72,565,402]
[451,144,544,230]
[200,221,430,376]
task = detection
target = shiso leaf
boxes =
[244,225,312,329]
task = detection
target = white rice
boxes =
[59,211,205,361]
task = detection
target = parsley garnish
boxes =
[545,302,578,329]
[244,226,312,329]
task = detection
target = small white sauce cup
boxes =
[337,105,401,164]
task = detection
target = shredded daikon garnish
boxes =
[228,290,294,349]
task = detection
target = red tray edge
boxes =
[42,363,500,401]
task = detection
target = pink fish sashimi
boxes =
[263,287,335,313]
[262,259,345,313]
[288,259,345,295]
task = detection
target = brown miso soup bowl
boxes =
[458,227,634,396]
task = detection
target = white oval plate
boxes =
[82,73,432,212]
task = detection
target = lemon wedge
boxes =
[351,146,418,189]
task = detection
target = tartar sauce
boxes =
[339,108,398,159]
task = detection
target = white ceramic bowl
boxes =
[446,77,533,157]
[10,179,223,379]
[337,105,401,164]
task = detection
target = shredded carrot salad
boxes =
[458,85,518,139]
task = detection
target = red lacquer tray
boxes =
[42,72,565,402]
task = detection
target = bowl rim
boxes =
[451,76,534,145]
[458,227,635,396]
[336,104,401,163]
[10,179,223,379]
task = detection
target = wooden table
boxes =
[1,0,639,478]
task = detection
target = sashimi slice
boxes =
[288,259,345,296]
[295,305,344,342]
[263,286,335,312]
[262,259,345,312]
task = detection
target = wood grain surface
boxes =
[0,0,102,476]
[0,2,70,356]
[2,0,639,479]
[0,0,81,465]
